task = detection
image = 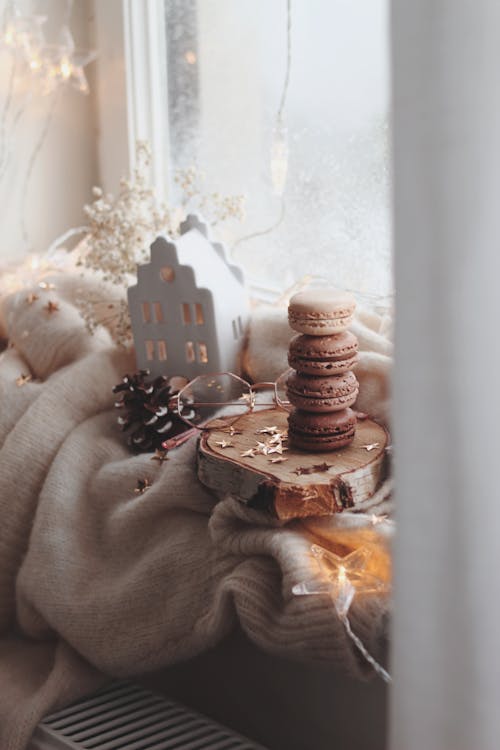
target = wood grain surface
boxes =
[198,408,388,520]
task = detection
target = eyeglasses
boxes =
[162,371,291,449]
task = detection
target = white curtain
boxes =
[391,2,500,749]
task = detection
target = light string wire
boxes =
[0,55,17,175]
[62,0,74,27]
[231,0,292,253]
[0,90,32,181]
[340,612,392,683]
[277,0,292,121]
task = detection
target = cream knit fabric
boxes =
[0,273,392,750]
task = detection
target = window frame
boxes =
[94,0,171,202]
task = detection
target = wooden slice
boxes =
[197,408,389,520]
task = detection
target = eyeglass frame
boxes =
[163,370,291,448]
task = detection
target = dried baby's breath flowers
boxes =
[71,142,245,347]
[79,142,173,287]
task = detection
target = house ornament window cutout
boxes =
[128,214,249,379]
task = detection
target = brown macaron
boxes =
[288,408,357,452]
[288,331,359,376]
[286,370,359,413]
[288,288,356,335]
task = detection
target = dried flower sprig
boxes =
[71,141,245,346]
[78,142,173,287]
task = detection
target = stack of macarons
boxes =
[286,289,359,452]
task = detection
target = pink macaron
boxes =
[288,288,356,335]
[286,370,359,412]
[288,331,359,376]
[288,408,357,452]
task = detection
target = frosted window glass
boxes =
[164,0,391,298]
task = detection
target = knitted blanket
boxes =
[0,272,392,750]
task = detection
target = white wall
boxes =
[0,0,98,262]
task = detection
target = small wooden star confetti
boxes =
[362,443,380,452]
[151,449,169,464]
[134,478,152,494]
[269,456,288,464]
[38,281,56,291]
[25,293,39,305]
[268,432,286,445]
[241,448,256,457]
[44,300,59,314]
[240,392,256,409]
[16,373,32,387]
[256,426,278,435]
[370,513,388,526]
[215,439,233,449]
[255,441,269,454]
[228,426,242,436]
[267,443,287,455]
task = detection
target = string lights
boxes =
[0,0,96,96]
[270,0,292,196]
[0,0,97,251]
[293,543,392,683]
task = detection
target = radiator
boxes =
[30,681,267,750]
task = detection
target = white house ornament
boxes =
[128,215,249,379]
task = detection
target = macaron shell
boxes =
[288,408,357,452]
[288,332,359,375]
[288,312,354,336]
[288,430,355,452]
[286,371,359,412]
[288,288,356,335]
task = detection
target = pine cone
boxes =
[113,369,189,453]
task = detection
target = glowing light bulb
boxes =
[30,56,42,71]
[270,118,289,196]
[60,56,72,79]
[185,50,197,65]
[338,565,347,587]
[4,25,15,46]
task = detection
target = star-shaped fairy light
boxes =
[1,4,46,60]
[16,373,32,387]
[293,543,388,618]
[256,426,279,435]
[38,26,97,96]
[294,544,392,683]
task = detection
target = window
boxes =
[157,340,168,360]
[145,340,155,361]
[153,302,164,322]
[163,0,391,298]
[197,342,208,363]
[182,303,192,324]
[141,302,151,323]
[160,266,175,282]
[194,303,204,325]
